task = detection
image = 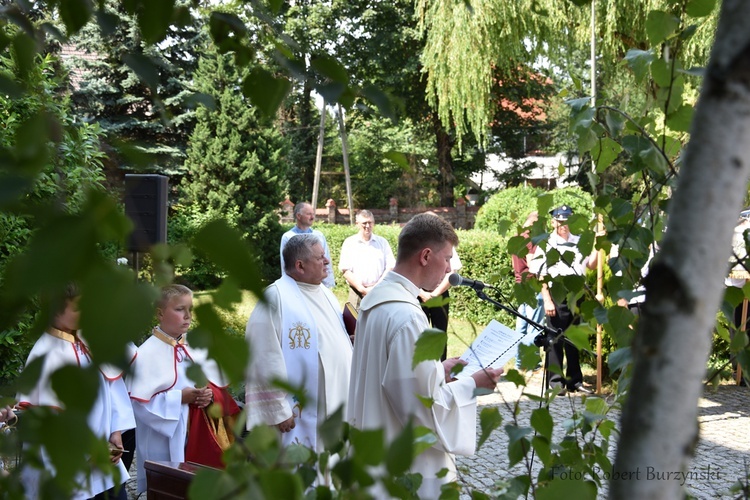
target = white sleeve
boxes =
[108,377,136,432]
[527,246,546,276]
[382,317,477,456]
[131,389,184,438]
[338,238,354,273]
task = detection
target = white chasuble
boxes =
[246,274,352,452]
[347,272,478,499]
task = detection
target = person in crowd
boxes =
[280,202,335,288]
[512,211,544,371]
[339,210,395,309]
[246,234,353,457]
[419,247,462,361]
[347,213,503,498]
[16,284,135,499]
[726,211,750,385]
[127,284,238,495]
[528,205,598,394]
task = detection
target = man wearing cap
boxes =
[528,205,599,393]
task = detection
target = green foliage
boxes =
[0,46,108,389]
[66,0,203,178]
[475,186,594,234]
[417,0,718,147]
[329,113,439,208]
[0,0,740,498]
[181,47,287,282]
[167,203,239,289]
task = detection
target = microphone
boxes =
[448,273,493,290]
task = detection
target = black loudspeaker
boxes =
[124,174,168,252]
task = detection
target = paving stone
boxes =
[125,371,749,499]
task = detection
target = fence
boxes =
[279,197,479,229]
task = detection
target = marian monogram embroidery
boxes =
[288,322,311,350]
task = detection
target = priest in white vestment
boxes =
[347,213,503,498]
[245,233,353,453]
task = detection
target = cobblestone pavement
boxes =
[125,371,749,499]
[456,371,750,499]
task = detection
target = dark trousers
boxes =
[545,300,583,390]
[90,484,127,500]
[421,291,450,361]
[121,428,136,471]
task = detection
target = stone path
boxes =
[456,371,750,499]
[126,372,749,499]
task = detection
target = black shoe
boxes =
[569,382,593,394]
[549,381,567,396]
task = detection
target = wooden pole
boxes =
[337,104,355,225]
[596,216,604,394]
[591,1,604,394]
[737,297,748,385]
[312,102,326,210]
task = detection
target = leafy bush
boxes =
[475,185,595,234]
[168,204,239,289]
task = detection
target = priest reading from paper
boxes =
[347,213,504,498]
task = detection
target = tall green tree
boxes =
[332,0,465,206]
[64,0,203,179]
[182,47,288,280]
[417,0,717,148]
[0,46,108,387]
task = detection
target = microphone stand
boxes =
[470,287,579,394]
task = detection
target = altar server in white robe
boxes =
[245,233,353,453]
[16,284,136,500]
[347,213,504,498]
[127,284,228,495]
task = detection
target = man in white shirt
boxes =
[246,234,353,453]
[280,202,335,288]
[347,213,503,498]
[528,205,598,393]
[339,210,395,308]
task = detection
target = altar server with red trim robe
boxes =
[127,284,238,495]
[16,284,136,500]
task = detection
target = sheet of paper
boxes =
[455,319,522,379]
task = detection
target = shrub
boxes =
[475,185,595,234]
[169,204,239,289]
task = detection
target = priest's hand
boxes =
[471,367,504,390]
[108,431,124,464]
[277,416,296,433]
[442,357,467,382]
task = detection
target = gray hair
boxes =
[283,234,321,273]
[356,209,374,222]
[293,202,312,218]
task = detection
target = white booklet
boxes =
[455,319,522,379]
